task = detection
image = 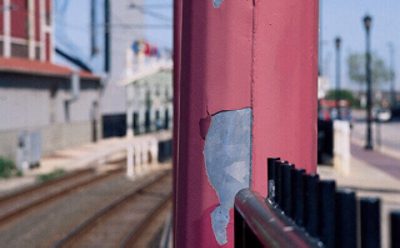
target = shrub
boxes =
[0,157,16,178]
[37,169,65,183]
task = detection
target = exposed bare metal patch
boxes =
[213,0,223,8]
[203,108,251,245]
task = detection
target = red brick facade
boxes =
[0,0,52,61]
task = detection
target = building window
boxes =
[46,12,51,26]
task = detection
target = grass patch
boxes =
[37,169,66,183]
[0,157,17,178]
[16,170,23,177]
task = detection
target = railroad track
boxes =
[122,197,172,248]
[0,163,124,227]
[55,171,172,248]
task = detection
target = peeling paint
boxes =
[213,0,224,8]
[204,108,251,245]
[199,115,211,140]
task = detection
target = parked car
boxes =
[374,108,392,122]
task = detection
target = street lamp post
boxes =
[388,43,396,107]
[335,37,342,119]
[364,15,373,150]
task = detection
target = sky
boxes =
[143,0,173,49]
[54,0,172,73]
[54,0,400,91]
[54,0,105,72]
[322,0,400,90]
[147,0,400,91]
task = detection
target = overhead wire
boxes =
[128,3,171,23]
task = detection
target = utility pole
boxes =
[388,43,396,107]
[335,37,342,119]
[174,0,318,247]
[90,0,98,56]
[364,15,373,150]
[104,0,110,72]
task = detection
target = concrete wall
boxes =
[0,73,101,161]
[101,0,144,115]
[0,122,93,161]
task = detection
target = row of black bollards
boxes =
[392,212,400,247]
[266,157,399,248]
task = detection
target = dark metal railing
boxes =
[234,189,322,248]
[234,157,400,248]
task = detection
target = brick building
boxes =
[0,0,101,168]
[0,0,53,60]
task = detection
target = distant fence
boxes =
[158,139,173,163]
[102,109,171,138]
[234,157,400,248]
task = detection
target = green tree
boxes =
[325,89,359,107]
[347,53,391,87]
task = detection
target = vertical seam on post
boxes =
[250,0,256,189]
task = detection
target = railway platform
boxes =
[318,142,400,247]
[0,131,172,195]
[0,134,172,248]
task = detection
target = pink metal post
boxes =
[174,0,318,247]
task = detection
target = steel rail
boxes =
[0,167,94,205]
[54,170,171,248]
[121,193,172,247]
[0,167,124,227]
[0,156,126,206]
[234,189,323,248]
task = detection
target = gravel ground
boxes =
[0,167,170,248]
[70,175,172,247]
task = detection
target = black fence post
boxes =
[336,189,357,248]
[304,174,320,238]
[292,168,306,226]
[267,157,280,202]
[391,211,400,248]
[234,207,245,248]
[318,180,336,248]
[360,197,380,248]
[282,163,294,217]
[234,189,322,248]
[275,160,284,208]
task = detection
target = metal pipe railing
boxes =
[234,188,322,248]
[238,156,400,248]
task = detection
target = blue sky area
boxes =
[143,0,172,49]
[322,0,400,90]
[54,0,172,73]
[54,0,399,91]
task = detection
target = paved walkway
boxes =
[351,143,400,181]
[0,131,172,194]
[318,142,400,248]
